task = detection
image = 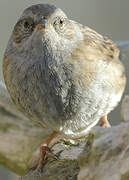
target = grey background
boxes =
[0,0,129,179]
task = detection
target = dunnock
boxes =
[3,4,126,169]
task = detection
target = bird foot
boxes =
[37,144,58,170]
[28,131,58,171]
[100,114,111,128]
[28,144,58,171]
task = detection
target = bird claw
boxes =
[28,145,59,172]
[45,146,59,160]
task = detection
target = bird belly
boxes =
[59,82,123,139]
[4,55,125,139]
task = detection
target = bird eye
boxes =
[59,18,64,27]
[53,17,66,32]
[13,18,35,43]
[22,18,35,33]
[58,17,65,29]
[24,21,30,29]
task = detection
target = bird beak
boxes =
[41,18,48,28]
[36,18,52,31]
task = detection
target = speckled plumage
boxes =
[3,4,126,139]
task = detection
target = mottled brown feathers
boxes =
[72,23,119,62]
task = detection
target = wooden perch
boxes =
[0,81,129,180]
[121,95,129,122]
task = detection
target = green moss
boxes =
[79,133,95,166]
[0,106,20,119]
[0,153,27,175]
[21,159,79,180]
[121,171,129,180]
[0,122,20,132]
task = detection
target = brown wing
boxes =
[70,21,120,62]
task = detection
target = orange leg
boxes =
[37,131,57,169]
[100,114,111,127]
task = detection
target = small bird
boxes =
[3,4,126,169]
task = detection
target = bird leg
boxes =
[37,131,57,169]
[27,130,58,171]
[100,114,111,127]
[37,131,57,170]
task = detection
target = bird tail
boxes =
[116,40,129,50]
[116,41,129,60]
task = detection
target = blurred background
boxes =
[0,0,129,179]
